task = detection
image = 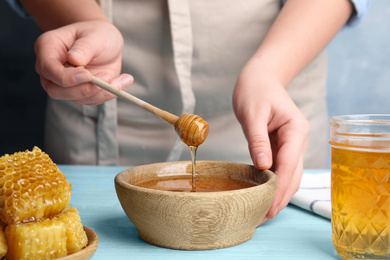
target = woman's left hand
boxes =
[233,59,309,223]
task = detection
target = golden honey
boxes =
[136,175,257,192]
[330,115,390,259]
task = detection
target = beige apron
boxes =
[44,0,328,168]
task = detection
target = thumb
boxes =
[244,119,273,170]
[66,38,95,67]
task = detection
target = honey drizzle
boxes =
[189,146,197,192]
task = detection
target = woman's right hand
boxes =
[34,20,133,105]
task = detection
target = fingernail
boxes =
[255,153,269,168]
[119,75,133,89]
[273,206,279,218]
[68,48,84,56]
[74,73,89,84]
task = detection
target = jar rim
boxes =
[331,114,390,126]
[330,114,390,151]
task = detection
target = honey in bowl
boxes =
[135,125,259,193]
[135,175,257,192]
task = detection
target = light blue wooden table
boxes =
[60,165,340,260]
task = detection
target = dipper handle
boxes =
[64,62,209,147]
[64,62,178,125]
[90,76,179,125]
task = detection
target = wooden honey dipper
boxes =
[64,63,209,147]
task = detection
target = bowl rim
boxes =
[114,160,277,197]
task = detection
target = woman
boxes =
[8,0,370,222]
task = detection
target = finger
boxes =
[72,73,133,105]
[65,23,122,68]
[278,152,304,211]
[244,110,273,170]
[267,126,308,218]
[34,33,93,87]
[72,89,111,106]
[41,72,113,101]
[38,58,91,87]
[41,77,101,101]
[66,37,96,67]
[267,151,305,219]
[259,154,303,226]
[111,73,134,92]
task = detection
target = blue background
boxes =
[326,0,390,165]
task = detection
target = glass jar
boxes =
[329,114,390,259]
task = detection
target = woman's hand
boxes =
[233,59,309,223]
[233,0,353,223]
[34,20,133,105]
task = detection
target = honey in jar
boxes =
[329,114,390,259]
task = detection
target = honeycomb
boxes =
[0,225,7,259]
[0,147,88,258]
[5,207,87,260]
[5,217,67,260]
[55,207,88,254]
[0,147,72,224]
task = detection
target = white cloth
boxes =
[290,172,331,219]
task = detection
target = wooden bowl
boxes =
[115,161,277,250]
[57,226,99,260]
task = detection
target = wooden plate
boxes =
[57,226,99,260]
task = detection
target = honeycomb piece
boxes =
[0,147,72,224]
[5,217,67,260]
[55,207,88,254]
[5,207,88,259]
[0,224,7,258]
